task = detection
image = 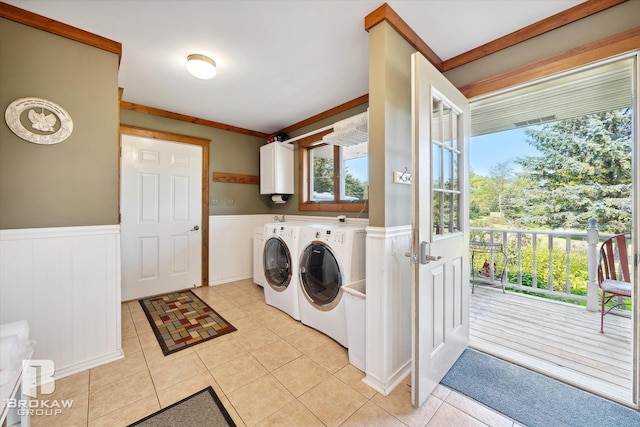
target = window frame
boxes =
[297,130,368,212]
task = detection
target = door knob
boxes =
[420,241,442,264]
[191,225,200,231]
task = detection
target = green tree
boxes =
[313,157,333,194]
[470,170,498,216]
[488,161,514,215]
[344,172,366,200]
[509,109,632,233]
[501,175,530,227]
[313,158,367,200]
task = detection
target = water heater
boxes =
[260,142,294,195]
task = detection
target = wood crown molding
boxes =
[364,3,442,70]
[0,1,122,60]
[212,172,259,185]
[363,1,627,73]
[441,0,629,71]
[9,0,628,140]
[120,95,368,140]
[295,129,334,148]
[459,26,640,99]
[279,94,369,135]
[119,124,211,146]
[120,101,270,139]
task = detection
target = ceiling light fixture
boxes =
[186,54,217,79]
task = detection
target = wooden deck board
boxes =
[470,307,631,365]
[469,286,633,404]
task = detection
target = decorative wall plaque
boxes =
[5,97,73,144]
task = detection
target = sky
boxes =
[346,126,542,183]
[470,127,541,176]
[346,157,368,182]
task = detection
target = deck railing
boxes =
[469,218,628,310]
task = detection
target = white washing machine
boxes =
[262,222,303,320]
[297,224,366,347]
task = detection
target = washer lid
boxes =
[299,242,342,307]
[263,237,292,290]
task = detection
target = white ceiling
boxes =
[6,0,582,135]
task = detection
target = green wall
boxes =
[0,18,120,229]
[120,110,268,215]
[367,22,415,228]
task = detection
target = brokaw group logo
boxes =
[4,360,74,417]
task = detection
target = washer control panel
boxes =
[314,229,344,245]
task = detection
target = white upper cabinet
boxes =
[260,142,294,194]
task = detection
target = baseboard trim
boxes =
[53,350,124,381]
[208,274,253,286]
[362,360,411,396]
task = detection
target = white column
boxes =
[363,226,412,395]
[586,218,600,312]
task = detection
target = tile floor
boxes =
[31,279,520,427]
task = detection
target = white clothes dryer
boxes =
[297,224,366,347]
[262,222,303,320]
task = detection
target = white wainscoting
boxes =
[209,215,271,285]
[208,214,369,286]
[363,225,413,395]
[0,225,123,380]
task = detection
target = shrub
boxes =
[507,271,545,288]
[504,243,589,296]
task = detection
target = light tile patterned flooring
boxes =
[32,279,520,427]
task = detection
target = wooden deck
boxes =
[469,286,634,404]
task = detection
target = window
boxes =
[299,135,368,212]
[432,96,461,235]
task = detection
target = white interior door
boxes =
[411,52,470,408]
[121,134,202,301]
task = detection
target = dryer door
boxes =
[299,242,342,310]
[263,237,292,291]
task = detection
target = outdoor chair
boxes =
[597,233,632,333]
